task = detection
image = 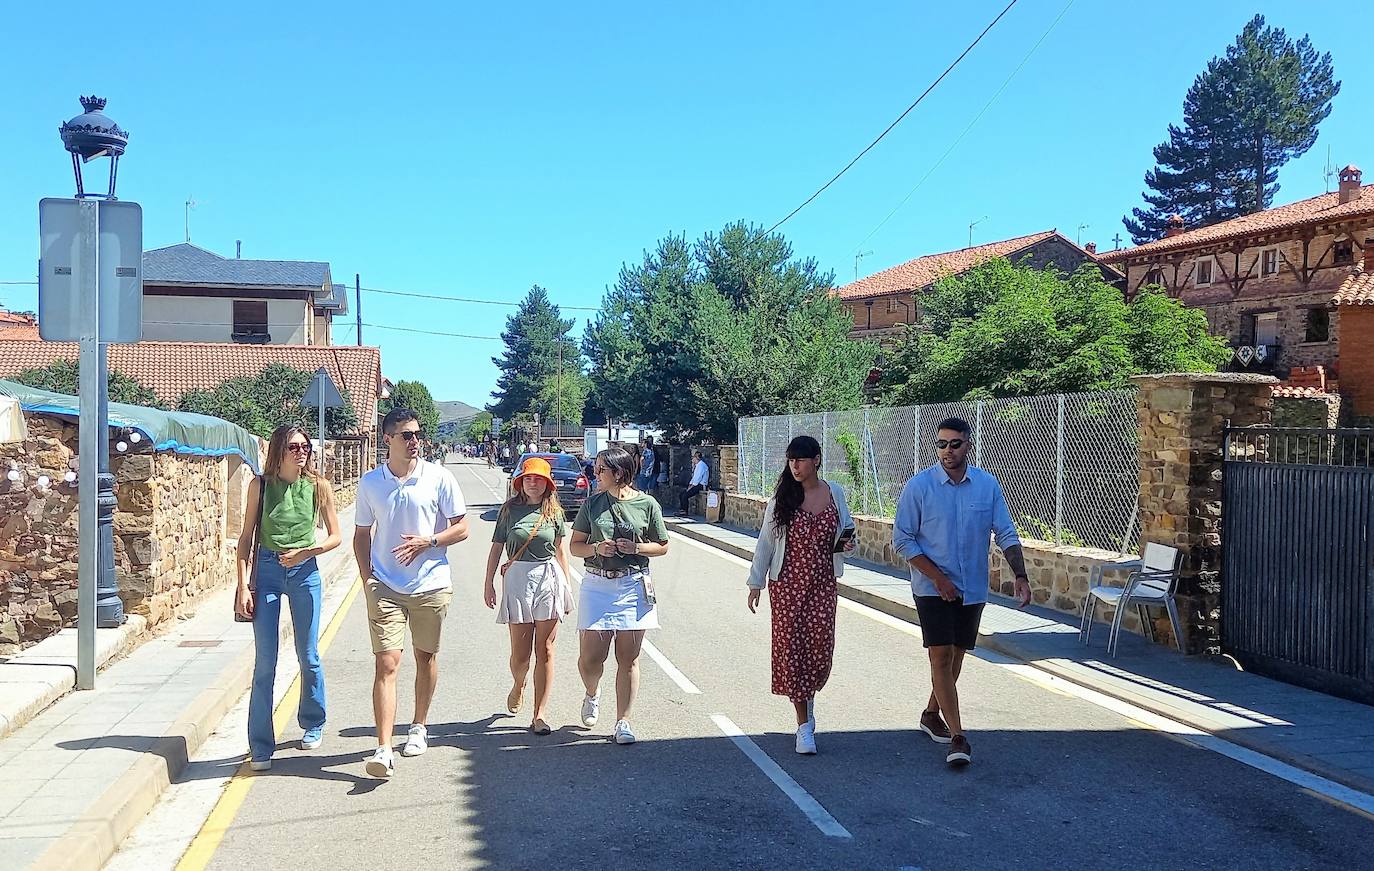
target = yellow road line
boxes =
[175,575,362,871]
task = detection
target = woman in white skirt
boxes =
[570,445,669,745]
[484,456,575,735]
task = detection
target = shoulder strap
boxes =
[502,511,547,570]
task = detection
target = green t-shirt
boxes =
[494,503,568,563]
[261,476,317,551]
[572,490,668,573]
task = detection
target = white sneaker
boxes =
[401,724,428,757]
[795,722,817,755]
[581,694,600,727]
[249,759,272,771]
[613,719,636,745]
[365,746,395,778]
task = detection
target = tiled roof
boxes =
[1099,186,1374,264]
[1333,269,1374,306]
[0,312,40,341]
[1273,385,1339,399]
[144,243,331,290]
[0,341,381,434]
[836,230,1066,300]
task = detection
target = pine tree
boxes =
[1123,15,1339,244]
[489,286,584,421]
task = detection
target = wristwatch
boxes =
[430,536,439,549]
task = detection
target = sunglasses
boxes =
[286,443,312,454]
[395,431,423,443]
[935,439,966,450]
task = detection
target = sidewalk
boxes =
[0,505,359,871]
[667,516,1374,799]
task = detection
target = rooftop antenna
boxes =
[1323,144,1336,193]
[968,216,987,249]
[854,250,873,280]
[184,195,197,242]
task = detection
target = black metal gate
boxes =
[1222,427,1374,705]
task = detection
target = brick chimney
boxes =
[1085,241,1097,254]
[1339,165,1363,204]
[1164,214,1186,238]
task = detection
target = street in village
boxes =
[69,458,1374,871]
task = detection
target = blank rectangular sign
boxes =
[38,198,143,343]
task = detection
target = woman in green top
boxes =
[484,456,574,734]
[569,445,670,746]
[234,425,342,770]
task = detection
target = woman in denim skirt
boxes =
[234,425,342,770]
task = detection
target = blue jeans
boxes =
[249,547,325,761]
[636,472,656,492]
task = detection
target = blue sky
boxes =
[0,1,1368,408]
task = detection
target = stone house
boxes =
[835,230,1123,340]
[141,243,348,346]
[1098,165,1374,389]
[0,342,385,460]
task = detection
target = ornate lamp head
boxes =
[58,95,130,199]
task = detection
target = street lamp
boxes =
[59,95,128,199]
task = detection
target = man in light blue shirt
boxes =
[893,416,1030,767]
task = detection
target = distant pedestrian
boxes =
[677,450,710,516]
[570,446,670,744]
[745,436,855,755]
[636,436,658,492]
[235,425,343,771]
[354,409,469,778]
[501,444,511,463]
[483,456,575,735]
[893,417,1030,767]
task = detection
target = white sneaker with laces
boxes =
[581,694,600,727]
[366,746,395,778]
[401,724,428,757]
[795,722,817,755]
[613,719,636,745]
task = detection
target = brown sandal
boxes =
[507,684,525,714]
[530,719,552,735]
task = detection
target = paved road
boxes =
[138,460,1374,870]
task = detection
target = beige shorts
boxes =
[364,578,453,654]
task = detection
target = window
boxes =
[1304,307,1330,343]
[1334,240,1354,266]
[1251,311,1279,347]
[886,298,898,314]
[1144,268,1165,287]
[1261,248,1278,276]
[232,300,269,343]
[1195,257,1214,286]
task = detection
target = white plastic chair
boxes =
[1079,542,1183,656]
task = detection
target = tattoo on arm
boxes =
[1003,545,1028,579]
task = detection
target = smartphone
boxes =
[832,526,857,554]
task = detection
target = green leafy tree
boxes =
[13,358,166,408]
[537,368,592,433]
[464,411,494,443]
[1124,14,1339,243]
[881,259,1232,404]
[380,379,440,436]
[584,222,876,442]
[177,363,358,439]
[490,286,586,421]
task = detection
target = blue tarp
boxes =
[0,379,260,472]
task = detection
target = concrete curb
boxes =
[26,551,360,871]
[672,519,1374,801]
[0,616,149,741]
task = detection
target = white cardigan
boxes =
[746,480,854,590]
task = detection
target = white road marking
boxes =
[710,714,853,840]
[909,816,970,838]
[641,640,702,694]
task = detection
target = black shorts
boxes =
[913,596,985,650]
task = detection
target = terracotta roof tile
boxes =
[1272,385,1338,399]
[0,341,381,434]
[1100,185,1374,264]
[1333,269,1374,306]
[836,230,1064,300]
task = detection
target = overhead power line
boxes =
[360,285,599,312]
[852,0,1075,254]
[766,0,1021,235]
[361,322,502,341]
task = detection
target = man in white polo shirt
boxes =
[353,408,469,779]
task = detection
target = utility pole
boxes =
[557,341,564,441]
[1076,223,1089,245]
[854,250,873,280]
[184,195,195,242]
[968,216,987,249]
[355,273,362,346]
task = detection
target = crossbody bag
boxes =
[500,513,547,577]
[608,500,656,604]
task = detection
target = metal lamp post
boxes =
[42,96,141,688]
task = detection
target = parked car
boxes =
[507,453,590,515]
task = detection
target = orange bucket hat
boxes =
[512,456,556,490]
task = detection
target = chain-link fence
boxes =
[737,389,1140,553]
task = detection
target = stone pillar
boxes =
[1132,372,1277,654]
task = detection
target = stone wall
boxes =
[1,411,240,654]
[659,445,722,515]
[1272,391,1341,429]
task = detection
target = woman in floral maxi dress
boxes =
[747,436,856,755]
